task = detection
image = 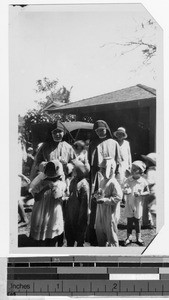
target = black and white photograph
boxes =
[9,3,163,253]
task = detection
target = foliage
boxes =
[81,115,94,123]
[21,78,75,146]
[35,77,59,93]
[101,18,157,73]
[34,77,73,110]
[116,19,157,65]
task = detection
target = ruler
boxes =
[7,256,169,296]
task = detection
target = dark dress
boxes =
[64,177,89,246]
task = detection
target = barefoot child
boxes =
[123,160,150,246]
[95,157,123,247]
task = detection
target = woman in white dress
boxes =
[114,127,132,189]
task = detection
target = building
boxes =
[50,84,156,160]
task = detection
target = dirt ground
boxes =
[18,199,156,248]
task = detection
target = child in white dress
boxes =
[95,157,123,246]
[29,160,66,247]
[123,160,149,246]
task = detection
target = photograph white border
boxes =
[1,0,168,257]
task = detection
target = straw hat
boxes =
[114,127,127,139]
[132,160,146,172]
[141,153,156,166]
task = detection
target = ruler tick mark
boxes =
[6,256,169,296]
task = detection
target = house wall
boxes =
[77,100,156,161]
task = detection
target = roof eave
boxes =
[51,97,156,114]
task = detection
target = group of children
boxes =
[18,121,156,247]
[27,146,156,247]
[93,154,156,247]
[28,158,90,247]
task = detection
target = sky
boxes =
[9,4,159,115]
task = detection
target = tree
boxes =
[22,78,75,147]
[101,18,157,74]
[34,77,73,110]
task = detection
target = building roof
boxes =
[51,84,156,113]
[42,101,63,112]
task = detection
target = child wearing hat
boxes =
[29,160,66,247]
[114,127,132,192]
[64,159,90,246]
[123,160,150,246]
[94,157,123,247]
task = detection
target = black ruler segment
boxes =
[96,262,118,267]
[74,262,94,266]
[8,273,109,280]
[7,256,169,296]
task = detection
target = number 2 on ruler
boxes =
[112,283,117,290]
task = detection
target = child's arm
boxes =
[83,151,90,172]
[29,175,50,198]
[103,181,123,205]
[134,185,150,197]
[123,180,132,195]
[33,184,51,202]
[18,174,30,184]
